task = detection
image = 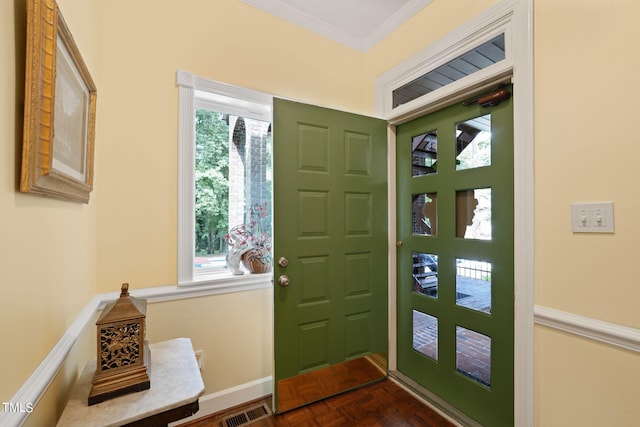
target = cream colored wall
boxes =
[145,289,273,393]
[533,1,640,425]
[535,327,640,426]
[0,0,99,422]
[534,0,640,327]
[23,321,96,427]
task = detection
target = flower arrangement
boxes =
[244,201,272,264]
[225,202,272,273]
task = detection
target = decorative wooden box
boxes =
[89,283,150,405]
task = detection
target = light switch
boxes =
[571,202,614,233]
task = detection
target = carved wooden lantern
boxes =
[89,283,150,405]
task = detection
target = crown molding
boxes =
[363,0,432,50]
[240,0,431,52]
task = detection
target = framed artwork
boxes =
[21,0,97,203]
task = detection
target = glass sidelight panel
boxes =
[412,130,437,176]
[413,310,438,361]
[456,259,491,314]
[456,114,491,170]
[412,252,438,298]
[456,326,491,387]
[456,188,491,239]
[413,192,437,236]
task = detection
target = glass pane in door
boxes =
[456,326,491,387]
[456,188,491,239]
[456,258,491,314]
[413,310,438,361]
[456,114,491,170]
[413,192,437,236]
[412,252,438,298]
[412,130,438,176]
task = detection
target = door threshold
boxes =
[388,371,481,427]
[276,356,387,413]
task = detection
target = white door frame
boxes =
[377,1,534,425]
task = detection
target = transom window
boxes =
[392,34,505,108]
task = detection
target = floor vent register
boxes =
[222,402,271,427]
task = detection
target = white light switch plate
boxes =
[571,202,614,233]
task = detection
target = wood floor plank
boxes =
[277,357,386,412]
[182,379,455,427]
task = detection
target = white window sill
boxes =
[178,270,273,294]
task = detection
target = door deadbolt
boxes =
[278,257,289,267]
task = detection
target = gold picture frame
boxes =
[21,0,97,203]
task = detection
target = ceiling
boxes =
[240,0,433,52]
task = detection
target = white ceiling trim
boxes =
[363,0,433,51]
[241,0,432,52]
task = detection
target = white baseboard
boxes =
[169,376,272,426]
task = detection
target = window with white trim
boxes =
[176,70,273,286]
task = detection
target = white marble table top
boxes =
[57,338,205,427]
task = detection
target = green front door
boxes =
[272,98,388,413]
[396,90,514,425]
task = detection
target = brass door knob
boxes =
[278,275,290,287]
[396,240,403,247]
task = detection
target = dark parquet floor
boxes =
[182,379,455,427]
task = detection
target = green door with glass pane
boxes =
[396,88,514,426]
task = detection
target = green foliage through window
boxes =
[195,109,229,256]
